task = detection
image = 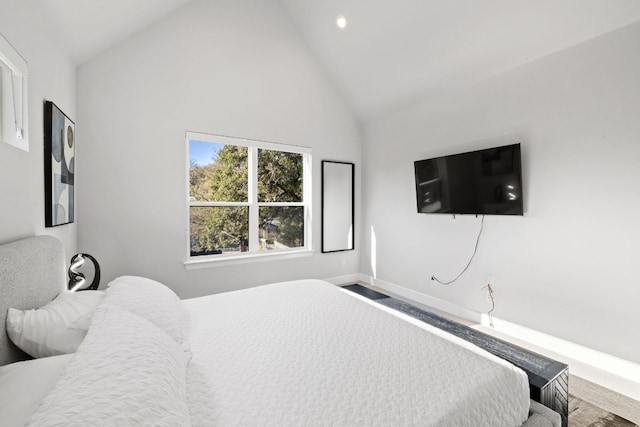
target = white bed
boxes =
[0,236,561,426]
[185,279,530,426]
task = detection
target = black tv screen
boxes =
[414,143,523,215]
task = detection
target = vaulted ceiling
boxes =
[37,0,640,121]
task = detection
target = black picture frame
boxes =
[44,101,75,227]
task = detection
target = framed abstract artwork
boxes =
[44,101,75,227]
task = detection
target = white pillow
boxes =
[27,305,191,426]
[6,291,105,358]
[0,354,73,427]
[103,276,187,344]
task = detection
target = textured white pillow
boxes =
[27,305,191,427]
[0,354,73,427]
[103,276,187,344]
[6,291,105,358]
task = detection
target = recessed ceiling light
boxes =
[336,15,348,29]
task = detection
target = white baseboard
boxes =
[369,276,484,323]
[485,316,640,402]
[341,274,640,402]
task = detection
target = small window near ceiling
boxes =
[0,31,28,151]
[187,132,311,261]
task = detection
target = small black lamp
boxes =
[68,253,101,292]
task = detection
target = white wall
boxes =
[0,0,76,255]
[76,0,361,298]
[361,22,640,364]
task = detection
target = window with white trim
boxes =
[187,132,311,261]
[0,31,28,152]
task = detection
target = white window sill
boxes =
[184,249,314,270]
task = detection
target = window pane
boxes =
[258,206,304,251]
[189,141,248,202]
[190,206,249,256]
[257,149,303,202]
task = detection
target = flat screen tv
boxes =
[414,143,523,215]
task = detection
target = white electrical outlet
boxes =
[485,274,494,286]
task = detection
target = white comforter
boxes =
[184,280,530,426]
[20,278,530,426]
